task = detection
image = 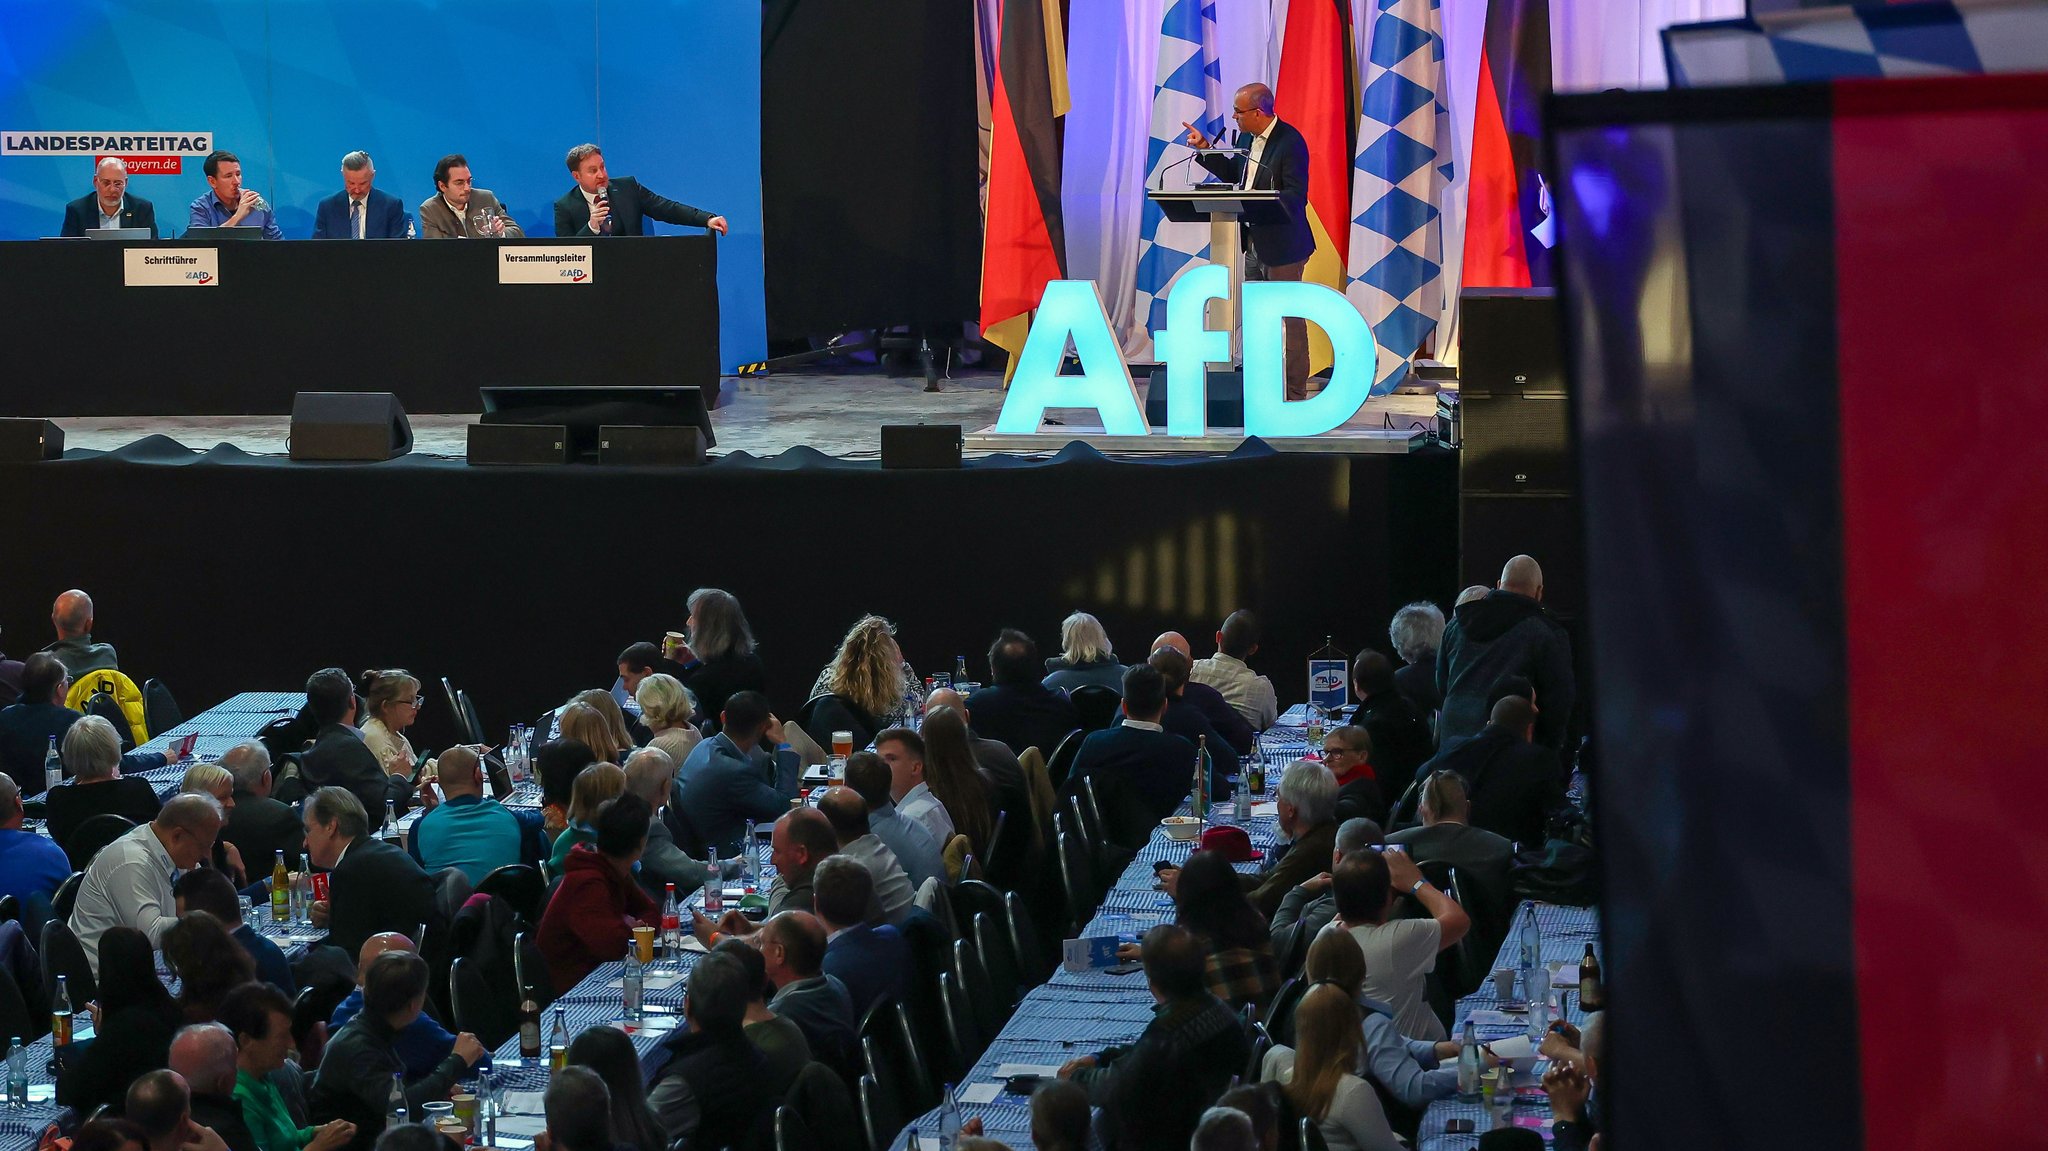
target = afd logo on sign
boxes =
[995,265,1378,438]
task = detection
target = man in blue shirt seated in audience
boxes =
[756,911,857,1073]
[0,654,181,797]
[407,746,539,883]
[0,771,71,918]
[327,932,473,1080]
[843,750,944,887]
[673,691,800,851]
[174,866,296,995]
[812,856,907,1018]
[1065,665,1196,850]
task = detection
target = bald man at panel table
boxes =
[61,157,158,238]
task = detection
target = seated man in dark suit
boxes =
[311,152,408,239]
[965,629,1081,758]
[1143,648,1238,795]
[758,911,857,1075]
[302,786,440,964]
[1351,651,1433,810]
[645,953,772,1151]
[554,144,728,237]
[61,158,158,237]
[1414,696,1566,849]
[0,654,178,798]
[299,668,413,829]
[672,691,799,852]
[1149,632,1255,755]
[1065,924,1250,1151]
[46,714,164,846]
[1268,816,1382,975]
[812,856,907,1018]
[1386,771,1514,949]
[1065,665,1195,850]
[219,740,304,871]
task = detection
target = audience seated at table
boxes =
[634,674,703,766]
[554,699,632,774]
[1387,601,1446,720]
[1,655,182,798]
[1190,611,1280,732]
[621,747,711,898]
[170,1022,261,1151]
[1063,924,1249,1151]
[407,745,536,884]
[536,791,657,991]
[1260,981,1401,1151]
[816,786,916,925]
[1320,726,1388,826]
[907,707,998,856]
[965,629,1081,759]
[663,588,769,731]
[1026,1080,1092,1151]
[922,686,1028,811]
[302,787,440,967]
[1065,665,1196,850]
[1330,849,1469,1040]
[671,691,800,851]
[72,793,225,969]
[1349,652,1433,806]
[844,750,945,888]
[220,742,305,872]
[564,1024,668,1151]
[327,934,460,1083]
[533,738,596,841]
[1435,556,1575,753]
[299,670,412,827]
[1163,849,1280,1013]
[806,614,924,749]
[309,951,484,1151]
[608,646,662,747]
[179,763,251,884]
[1387,771,1515,940]
[164,911,259,1024]
[0,770,71,914]
[56,926,180,1115]
[752,910,856,1076]
[646,950,776,1151]
[874,727,949,845]
[219,982,356,1151]
[709,936,812,1097]
[1150,633,1257,756]
[534,1068,620,1151]
[1244,759,1338,919]
[1138,648,1239,791]
[126,1069,230,1151]
[547,762,626,874]
[46,590,122,678]
[1411,696,1568,849]
[1270,818,1382,975]
[1214,1082,1283,1151]
[812,855,908,1017]
[175,868,295,995]
[46,714,169,844]
[1298,924,1462,1126]
[356,671,429,781]
[1041,612,1128,694]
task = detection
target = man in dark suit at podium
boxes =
[1183,82,1315,401]
[312,151,409,239]
[553,143,728,237]
[60,158,158,238]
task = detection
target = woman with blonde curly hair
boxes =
[803,614,924,748]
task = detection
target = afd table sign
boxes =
[123,248,218,287]
[995,264,1379,438]
[498,245,595,285]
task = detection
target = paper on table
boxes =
[677,935,710,953]
[1487,1035,1536,1060]
[1467,1010,1519,1025]
[958,1083,1003,1104]
[494,1113,549,1139]
[1551,964,1579,985]
[607,972,685,989]
[996,1063,1064,1078]
[500,1090,548,1116]
[1249,801,1279,817]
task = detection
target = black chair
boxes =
[0,895,19,925]
[142,679,184,740]
[1005,890,1050,987]
[1246,1021,1273,1084]
[64,813,136,872]
[457,690,487,747]
[1299,1117,1330,1151]
[972,912,1021,1017]
[1054,828,1090,937]
[947,881,1007,945]
[40,919,95,1006]
[774,1105,816,1151]
[51,872,84,924]
[952,938,1003,1042]
[476,864,546,926]
[1264,977,1307,1047]
[515,932,557,1009]
[0,966,34,1044]
[1065,794,1115,892]
[856,1073,899,1151]
[937,971,982,1070]
[1044,729,1086,790]
[293,980,351,1068]
[980,808,1015,885]
[860,998,936,1118]
[85,691,137,752]
[440,678,468,740]
[1069,685,1123,733]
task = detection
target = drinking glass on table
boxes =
[472,209,502,237]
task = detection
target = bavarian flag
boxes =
[980,0,1071,380]
[1275,0,1354,378]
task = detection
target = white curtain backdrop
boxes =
[1060,0,1743,362]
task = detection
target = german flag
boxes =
[1275,0,1353,377]
[980,0,1070,378]
[1462,0,1550,288]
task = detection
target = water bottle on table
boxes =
[6,1035,26,1110]
[621,941,644,1024]
[44,735,61,793]
[1456,1018,1482,1099]
[937,1083,963,1150]
[388,1071,408,1125]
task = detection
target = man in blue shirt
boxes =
[0,771,71,920]
[327,932,480,1080]
[842,751,944,887]
[407,746,539,883]
[187,150,283,239]
[174,866,296,995]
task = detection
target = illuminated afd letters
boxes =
[997,275,1378,437]
[993,280,1147,435]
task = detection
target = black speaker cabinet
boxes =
[466,423,570,466]
[1145,367,1244,428]
[0,419,63,462]
[881,424,962,469]
[288,392,412,461]
[598,425,705,467]
[1459,288,1568,494]
[1461,492,1583,621]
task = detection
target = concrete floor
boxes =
[53,370,1443,459]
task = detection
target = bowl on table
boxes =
[1161,815,1202,841]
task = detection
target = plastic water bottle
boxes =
[44,736,61,793]
[1516,904,1541,1000]
[6,1036,26,1110]
[388,1071,408,1125]
[1525,966,1551,1039]
[1225,777,1244,823]
[1456,1019,1482,1099]
[742,821,759,892]
[382,799,400,844]
[936,1083,962,1151]
[296,852,313,923]
[621,941,644,1024]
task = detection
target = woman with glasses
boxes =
[358,670,425,778]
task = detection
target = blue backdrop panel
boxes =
[0,0,763,372]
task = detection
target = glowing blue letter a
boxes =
[994,281,1147,435]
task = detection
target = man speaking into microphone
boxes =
[186,149,284,239]
[553,143,728,237]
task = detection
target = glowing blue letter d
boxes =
[1241,281,1376,437]
[994,281,1147,435]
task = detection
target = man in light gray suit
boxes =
[417,153,525,239]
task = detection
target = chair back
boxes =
[51,872,84,924]
[1043,729,1086,790]
[1016,745,1055,846]
[1264,977,1307,1047]
[441,677,465,735]
[475,864,546,926]
[972,912,1021,1017]
[457,690,486,747]
[1068,685,1123,733]
[863,998,936,1117]
[774,1105,814,1151]
[0,895,18,925]
[951,938,1003,1041]
[1299,1116,1331,1151]
[64,814,136,872]
[785,1061,863,1151]
[936,971,983,1073]
[292,982,347,1070]
[1004,889,1050,987]
[39,919,95,1005]
[0,966,33,1044]
[1246,1020,1274,1084]
[911,876,956,937]
[1054,824,1094,936]
[1079,777,1109,847]
[856,1073,899,1151]
[448,956,490,1041]
[947,880,1007,937]
[941,834,975,883]
[142,679,184,738]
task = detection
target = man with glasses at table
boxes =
[1321,725,1388,826]
[62,157,159,238]
[70,793,225,972]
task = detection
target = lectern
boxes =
[1147,185,1292,361]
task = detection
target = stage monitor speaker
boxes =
[1458,288,1568,494]
[0,419,63,462]
[881,423,962,469]
[466,423,570,466]
[479,385,715,460]
[1145,367,1243,428]
[289,392,412,462]
[599,425,705,467]
[1461,492,1583,622]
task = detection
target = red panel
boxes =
[1833,74,2048,1151]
